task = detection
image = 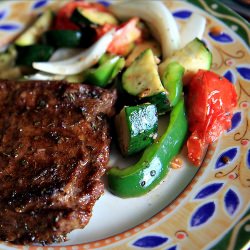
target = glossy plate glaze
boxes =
[0,0,249,249]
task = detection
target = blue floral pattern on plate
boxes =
[190,202,216,227]
[32,0,48,9]
[173,10,192,19]
[209,32,234,43]
[228,112,242,132]
[194,183,224,199]
[166,245,178,250]
[0,23,20,31]
[133,235,168,248]
[224,70,236,84]
[0,9,7,20]
[247,150,250,169]
[215,147,238,169]
[236,66,250,80]
[224,189,240,216]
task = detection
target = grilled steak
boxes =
[0,80,117,244]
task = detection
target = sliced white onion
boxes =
[109,1,180,58]
[49,48,83,62]
[32,29,115,75]
[24,72,65,81]
[180,13,206,48]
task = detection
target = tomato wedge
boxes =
[94,18,142,56]
[95,23,117,39]
[53,2,108,30]
[187,70,237,166]
[107,17,142,56]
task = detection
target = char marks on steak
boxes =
[0,80,117,244]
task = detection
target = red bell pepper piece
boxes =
[186,69,237,166]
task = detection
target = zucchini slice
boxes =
[115,103,158,156]
[16,44,54,66]
[145,62,184,115]
[71,7,118,26]
[43,30,83,48]
[15,10,54,46]
[126,40,161,67]
[122,49,165,98]
[159,38,212,84]
[145,91,170,115]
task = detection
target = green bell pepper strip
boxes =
[161,61,184,108]
[98,53,115,65]
[107,98,188,198]
[86,56,125,87]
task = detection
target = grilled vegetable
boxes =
[53,2,107,30]
[145,61,184,114]
[159,38,212,84]
[86,55,125,87]
[107,17,141,56]
[108,98,188,197]
[161,61,184,108]
[125,40,161,66]
[71,7,118,26]
[98,53,114,65]
[187,70,237,166]
[122,49,165,98]
[15,10,54,46]
[32,29,115,75]
[16,44,54,66]
[144,91,170,115]
[42,30,83,48]
[109,1,180,58]
[115,104,158,156]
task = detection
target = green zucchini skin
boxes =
[144,62,184,115]
[71,7,118,27]
[108,98,188,198]
[159,38,212,84]
[122,49,165,98]
[144,91,171,115]
[16,44,54,66]
[115,104,158,156]
[15,10,54,46]
[42,30,83,48]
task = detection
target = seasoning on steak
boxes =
[0,80,117,244]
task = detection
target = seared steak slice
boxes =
[0,80,117,244]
